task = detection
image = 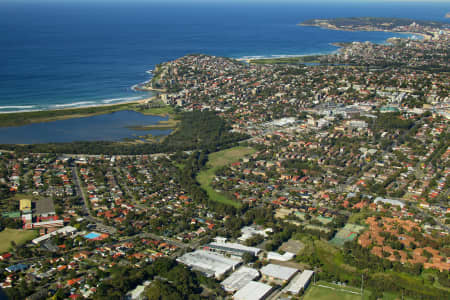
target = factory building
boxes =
[177,250,241,279]
[260,264,298,284]
[284,270,314,294]
[221,267,259,293]
[233,281,273,300]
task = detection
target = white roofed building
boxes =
[233,281,273,300]
[221,267,259,293]
[204,241,261,258]
[32,226,77,244]
[284,270,314,294]
[374,197,405,208]
[260,264,298,284]
[267,252,295,262]
[177,250,241,279]
[238,226,272,242]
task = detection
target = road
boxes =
[71,166,117,234]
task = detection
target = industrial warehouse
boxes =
[176,250,241,279]
[204,240,261,257]
[233,281,273,300]
[221,266,260,293]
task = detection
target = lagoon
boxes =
[0,110,171,144]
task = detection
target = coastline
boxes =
[132,66,168,94]
[0,19,429,127]
[298,22,429,40]
[0,96,150,115]
[0,96,174,128]
[244,26,423,65]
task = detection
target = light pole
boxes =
[361,273,364,300]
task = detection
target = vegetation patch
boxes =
[127,119,179,131]
[134,104,175,117]
[249,55,322,65]
[1,111,248,155]
[196,146,255,208]
[0,100,174,129]
[0,103,135,128]
[0,228,38,252]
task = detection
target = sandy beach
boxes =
[0,96,170,128]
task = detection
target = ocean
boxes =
[0,1,449,113]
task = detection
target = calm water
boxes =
[0,1,448,113]
[0,111,171,144]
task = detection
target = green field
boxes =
[0,193,33,212]
[347,209,372,225]
[196,146,256,208]
[304,282,367,300]
[0,228,38,252]
[249,55,322,65]
[135,105,175,117]
[303,282,415,300]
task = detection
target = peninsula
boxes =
[300,17,449,38]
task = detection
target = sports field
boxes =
[303,282,413,300]
[196,146,255,207]
[303,282,369,300]
[0,228,38,252]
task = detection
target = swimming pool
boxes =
[84,232,101,240]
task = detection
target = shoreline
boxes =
[299,21,428,40]
[0,96,173,128]
[0,96,152,115]
[0,21,428,121]
[236,52,334,64]
[243,29,421,65]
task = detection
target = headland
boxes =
[300,17,449,40]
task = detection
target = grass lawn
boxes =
[347,209,371,225]
[0,193,34,212]
[196,146,255,208]
[249,55,322,65]
[303,282,369,300]
[0,228,38,252]
[136,105,175,116]
[304,282,414,300]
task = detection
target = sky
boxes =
[2,0,450,7]
[3,0,450,2]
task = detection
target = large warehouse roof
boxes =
[177,250,241,278]
[221,267,259,293]
[260,264,298,281]
[233,281,272,300]
[207,241,261,256]
[285,270,314,294]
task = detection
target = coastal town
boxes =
[0,17,449,300]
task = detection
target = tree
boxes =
[146,280,182,300]
[242,252,256,264]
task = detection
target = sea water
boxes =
[0,1,448,113]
